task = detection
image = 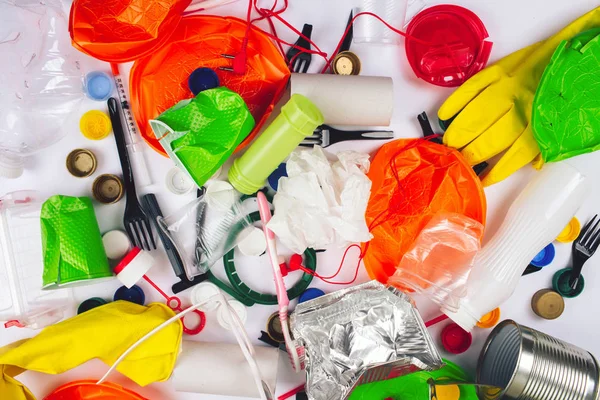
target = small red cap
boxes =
[441,323,472,354]
[113,247,142,274]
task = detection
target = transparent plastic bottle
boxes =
[443,162,588,331]
[0,1,83,178]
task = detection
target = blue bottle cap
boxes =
[298,288,325,303]
[188,68,220,95]
[77,297,108,314]
[268,163,288,191]
[114,284,145,305]
[530,243,555,267]
[84,71,114,101]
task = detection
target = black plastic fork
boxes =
[569,214,600,289]
[286,24,313,73]
[108,98,156,251]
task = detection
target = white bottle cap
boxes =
[190,281,221,311]
[217,299,247,330]
[0,152,24,179]
[166,167,195,195]
[102,230,132,260]
[113,247,154,288]
[237,226,267,257]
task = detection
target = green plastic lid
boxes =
[552,267,584,298]
[281,94,324,133]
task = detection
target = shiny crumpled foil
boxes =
[291,281,442,400]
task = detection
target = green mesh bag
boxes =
[41,195,112,289]
[532,29,600,162]
[150,87,255,187]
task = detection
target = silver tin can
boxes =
[477,320,599,400]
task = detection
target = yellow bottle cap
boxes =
[556,217,581,243]
[80,110,112,140]
[476,307,501,329]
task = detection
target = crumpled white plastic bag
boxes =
[267,147,373,254]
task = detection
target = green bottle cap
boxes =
[552,268,584,298]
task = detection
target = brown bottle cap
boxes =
[66,149,97,178]
[92,174,124,204]
[531,289,564,320]
[266,312,284,343]
[332,51,361,75]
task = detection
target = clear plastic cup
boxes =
[353,0,408,45]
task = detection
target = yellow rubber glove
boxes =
[439,6,600,186]
[0,301,182,400]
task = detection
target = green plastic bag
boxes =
[41,195,112,289]
[532,29,600,162]
[150,87,255,187]
[348,359,478,400]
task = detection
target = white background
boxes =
[2,0,600,399]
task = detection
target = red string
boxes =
[425,314,449,328]
[297,244,363,285]
[143,275,170,302]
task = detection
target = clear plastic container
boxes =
[0,1,83,178]
[388,212,484,310]
[443,162,589,332]
[0,191,72,329]
[353,0,408,45]
[159,182,255,279]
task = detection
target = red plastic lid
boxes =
[113,247,142,274]
[405,5,492,87]
[441,323,472,354]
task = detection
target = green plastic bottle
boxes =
[229,94,324,195]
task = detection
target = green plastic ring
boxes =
[223,212,316,305]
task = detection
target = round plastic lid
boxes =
[92,174,124,204]
[553,267,585,298]
[298,288,325,303]
[80,110,112,140]
[530,243,556,267]
[166,167,194,195]
[190,281,221,311]
[217,299,247,330]
[0,152,24,179]
[268,163,288,191]
[77,297,108,314]
[66,149,97,178]
[84,71,114,101]
[102,230,131,261]
[405,5,492,87]
[441,323,472,354]
[114,285,145,305]
[188,67,220,96]
[476,307,501,329]
[237,226,267,257]
[531,289,564,320]
[266,312,285,342]
[556,217,581,243]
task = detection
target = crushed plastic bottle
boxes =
[0,1,83,178]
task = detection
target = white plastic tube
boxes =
[443,162,588,331]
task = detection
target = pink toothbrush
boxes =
[256,192,305,372]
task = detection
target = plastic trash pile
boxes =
[1,1,600,400]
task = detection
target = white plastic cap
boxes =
[190,281,221,311]
[0,152,24,179]
[217,299,247,330]
[114,248,154,288]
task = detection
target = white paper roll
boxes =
[171,341,279,398]
[290,73,394,126]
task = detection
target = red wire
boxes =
[143,275,170,302]
[297,244,363,285]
